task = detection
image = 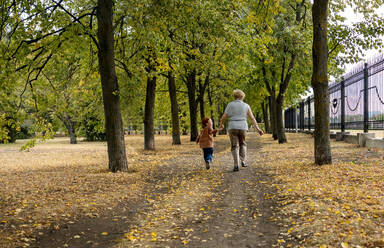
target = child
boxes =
[196,117,220,170]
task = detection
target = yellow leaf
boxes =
[341,242,349,248]
[125,233,135,241]
[101,232,108,236]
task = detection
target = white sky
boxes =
[342,5,384,71]
[301,5,384,98]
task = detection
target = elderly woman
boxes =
[219,89,263,172]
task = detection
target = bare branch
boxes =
[11,27,66,58]
[17,53,53,111]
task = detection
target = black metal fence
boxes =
[285,54,384,132]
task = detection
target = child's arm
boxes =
[213,125,224,134]
[196,130,203,143]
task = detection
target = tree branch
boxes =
[17,53,53,111]
[278,52,296,100]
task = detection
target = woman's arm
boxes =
[219,113,228,130]
[248,109,264,135]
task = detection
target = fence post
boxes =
[286,109,289,130]
[364,63,369,133]
[308,97,311,131]
[295,107,298,133]
[341,78,345,132]
[301,100,304,130]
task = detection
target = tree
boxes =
[311,0,332,165]
[311,0,384,165]
[97,0,128,171]
[167,69,181,145]
[0,0,129,171]
[144,53,157,150]
[259,0,311,144]
[261,97,271,133]
[37,46,86,144]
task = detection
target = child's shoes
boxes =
[205,161,211,170]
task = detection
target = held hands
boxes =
[257,129,264,136]
[219,123,225,130]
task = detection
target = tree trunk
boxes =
[275,53,296,144]
[66,117,77,144]
[168,71,181,145]
[262,63,278,140]
[144,75,156,150]
[58,114,77,144]
[207,84,216,136]
[276,97,287,143]
[199,92,205,121]
[68,123,77,144]
[185,70,198,141]
[198,73,210,121]
[219,102,227,135]
[261,99,270,133]
[269,96,278,140]
[97,0,128,172]
[312,0,332,165]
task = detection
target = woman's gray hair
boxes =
[233,89,245,100]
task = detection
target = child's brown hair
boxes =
[201,117,210,128]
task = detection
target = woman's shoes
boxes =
[233,162,246,171]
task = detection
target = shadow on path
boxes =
[33,134,284,248]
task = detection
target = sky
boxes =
[341,5,384,72]
[301,5,384,98]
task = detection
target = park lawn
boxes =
[0,133,384,247]
[0,135,204,248]
[257,133,384,247]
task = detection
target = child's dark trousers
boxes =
[202,147,214,162]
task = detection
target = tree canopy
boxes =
[0,0,383,167]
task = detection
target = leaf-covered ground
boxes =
[0,133,383,248]
[258,133,384,248]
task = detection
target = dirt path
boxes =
[183,138,280,248]
[33,134,284,248]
